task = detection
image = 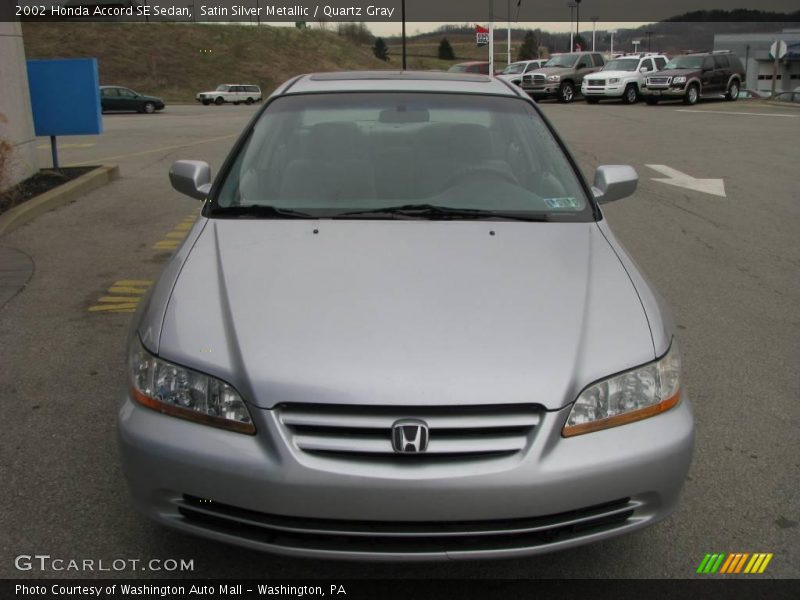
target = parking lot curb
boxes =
[0,165,120,237]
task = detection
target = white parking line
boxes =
[676,109,798,118]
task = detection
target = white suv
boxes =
[196,84,262,106]
[582,54,668,104]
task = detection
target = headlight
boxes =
[129,338,255,434]
[673,76,687,84]
[609,78,621,84]
[547,75,561,82]
[563,342,681,437]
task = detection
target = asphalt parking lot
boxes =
[0,99,798,579]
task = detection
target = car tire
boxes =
[202,99,211,106]
[726,80,740,101]
[214,97,224,105]
[585,97,600,104]
[683,84,699,105]
[558,81,575,103]
[142,102,156,114]
[246,97,254,105]
[622,83,639,104]
[645,97,659,105]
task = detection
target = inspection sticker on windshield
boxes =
[544,197,580,210]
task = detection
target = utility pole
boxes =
[646,30,653,52]
[507,0,511,67]
[575,0,581,47]
[401,0,406,70]
[488,0,494,74]
[609,29,616,56]
[591,17,598,51]
[567,2,576,52]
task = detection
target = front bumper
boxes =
[641,86,687,98]
[520,85,561,98]
[581,84,625,97]
[118,393,694,560]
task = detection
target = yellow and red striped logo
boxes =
[697,552,773,574]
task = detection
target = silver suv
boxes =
[520,52,605,102]
[119,71,694,560]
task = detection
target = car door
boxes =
[713,55,732,93]
[117,88,139,111]
[639,58,655,77]
[576,54,597,84]
[700,56,717,93]
[100,87,120,111]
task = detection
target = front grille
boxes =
[586,79,605,86]
[647,76,671,86]
[277,403,541,460]
[177,495,636,554]
[523,74,545,85]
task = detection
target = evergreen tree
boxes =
[373,37,389,61]
[438,38,455,60]
[517,31,539,60]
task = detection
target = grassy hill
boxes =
[21,22,393,102]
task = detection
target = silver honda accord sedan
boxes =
[118,71,694,560]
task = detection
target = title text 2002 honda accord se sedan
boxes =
[118,71,694,561]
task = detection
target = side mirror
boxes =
[639,67,648,73]
[592,165,638,204]
[170,160,212,200]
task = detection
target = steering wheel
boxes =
[435,166,518,195]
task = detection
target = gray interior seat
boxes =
[279,122,376,202]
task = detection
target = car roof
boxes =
[273,71,523,98]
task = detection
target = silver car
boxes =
[119,71,694,561]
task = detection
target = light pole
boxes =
[646,30,653,52]
[567,2,576,52]
[609,29,617,56]
[401,0,406,70]
[575,0,582,47]
[591,17,598,51]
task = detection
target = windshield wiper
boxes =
[332,204,549,222]
[209,205,316,219]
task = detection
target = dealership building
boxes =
[714,29,800,95]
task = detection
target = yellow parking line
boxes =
[115,279,153,287]
[88,304,138,312]
[165,232,187,239]
[108,286,149,294]
[96,296,142,303]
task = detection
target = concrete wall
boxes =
[0,22,39,190]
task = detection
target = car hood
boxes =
[585,70,636,80]
[530,67,575,76]
[156,219,655,410]
[648,69,700,78]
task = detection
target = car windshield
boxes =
[216,85,230,91]
[603,59,640,71]
[502,63,527,74]
[664,56,704,70]
[212,93,592,222]
[544,55,578,68]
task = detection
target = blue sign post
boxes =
[26,58,102,168]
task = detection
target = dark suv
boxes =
[641,51,745,105]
